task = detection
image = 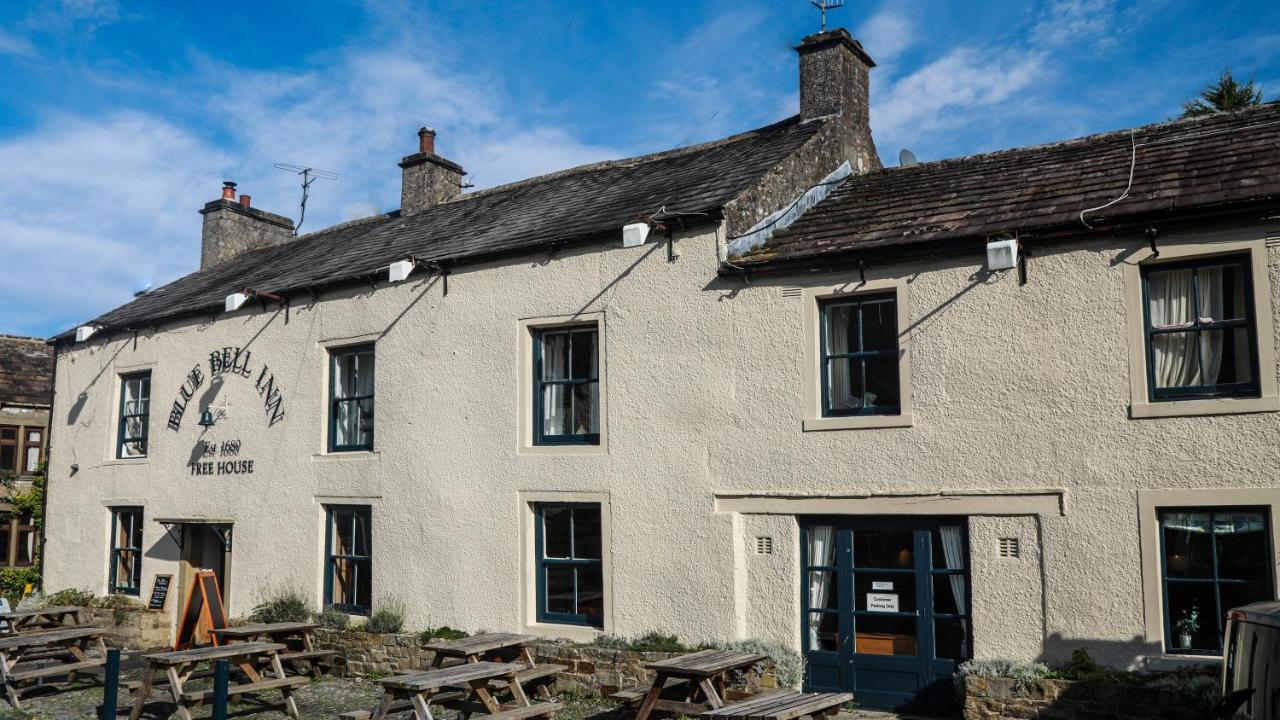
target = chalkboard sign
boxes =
[148,574,172,610]
[174,570,228,650]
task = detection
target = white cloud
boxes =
[0,29,35,57]
[856,10,913,64]
[873,47,1047,145]
[1032,0,1115,47]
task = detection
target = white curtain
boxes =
[543,334,567,436]
[1149,269,1200,388]
[808,525,836,648]
[1197,267,1224,385]
[826,309,852,409]
[355,353,374,444]
[334,358,351,445]
[939,526,968,656]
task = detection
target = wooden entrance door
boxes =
[801,517,971,712]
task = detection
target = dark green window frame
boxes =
[534,503,604,627]
[1141,255,1260,402]
[324,505,372,616]
[116,372,151,459]
[109,507,143,596]
[532,326,600,446]
[818,294,900,417]
[328,344,375,453]
[1158,506,1274,656]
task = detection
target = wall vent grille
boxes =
[998,537,1021,558]
[780,287,802,299]
[755,536,774,555]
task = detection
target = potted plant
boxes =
[1174,604,1200,649]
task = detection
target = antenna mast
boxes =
[273,163,338,235]
[810,0,844,32]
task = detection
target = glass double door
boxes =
[802,517,970,712]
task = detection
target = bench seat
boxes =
[476,701,563,720]
[6,658,105,682]
[180,674,307,702]
[611,677,690,702]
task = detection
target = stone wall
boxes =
[314,630,778,696]
[963,676,1206,720]
[84,606,171,651]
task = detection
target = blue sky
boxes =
[1,0,1278,337]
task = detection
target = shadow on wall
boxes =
[1037,632,1219,671]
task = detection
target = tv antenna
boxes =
[273,163,338,235]
[810,0,843,32]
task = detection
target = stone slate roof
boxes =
[75,115,827,335]
[733,101,1280,271]
[0,336,53,407]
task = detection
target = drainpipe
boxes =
[37,342,58,592]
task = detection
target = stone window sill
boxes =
[523,622,604,643]
[803,413,913,432]
[311,451,381,462]
[519,444,608,457]
[1130,394,1279,419]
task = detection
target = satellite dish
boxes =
[899,149,919,167]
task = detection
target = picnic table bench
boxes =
[356,659,561,720]
[0,606,84,635]
[129,641,305,720]
[0,625,106,708]
[423,633,565,699]
[211,621,335,677]
[626,649,768,720]
[700,691,853,720]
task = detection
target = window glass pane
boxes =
[569,330,597,380]
[0,446,12,473]
[352,509,371,557]
[932,526,966,570]
[357,398,375,446]
[25,430,38,444]
[933,575,966,615]
[541,385,572,437]
[24,447,38,473]
[808,572,837,611]
[854,614,916,656]
[571,383,599,435]
[1162,512,1214,578]
[860,300,897,351]
[544,565,575,615]
[330,558,354,605]
[864,356,900,409]
[1220,581,1272,618]
[542,507,572,558]
[332,509,353,555]
[824,304,855,355]
[1166,581,1219,652]
[825,358,862,411]
[855,573,915,612]
[1215,511,1269,581]
[576,564,604,620]
[573,508,601,560]
[0,428,14,441]
[1199,264,1247,322]
[355,351,375,395]
[1151,332,1202,389]
[15,527,34,566]
[0,519,11,567]
[1148,269,1195,328]
[809,612,840,651]
[354,558,371,609]
[935,618,969,660]
[540,332,569,381]
[854,529,914,569]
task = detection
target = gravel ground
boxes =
[0,671,920,720]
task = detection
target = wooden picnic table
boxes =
[366,659,560,720]
[0,605,83,635]
[700,690,853,720]
[421,632,566,700]
[0,625,106,708]
[209,621,334,677]
[129,641,305,720]
[633,649,768,720]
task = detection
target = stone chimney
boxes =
[399,127,466,214]
[796,28,879,171]
[199,181,295,270]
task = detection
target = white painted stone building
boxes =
[42,27,1280,713]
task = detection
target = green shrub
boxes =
[93,593,140,624]
[0,567,40,605]
[1149,671,1219,712]
[363,597,405,634]
[419,626,468,642]
[42,588,94,608]
[249,586,312,624]
[716,639,805,690]
[957,657,1051,689]
[592,634,630,650]
[313,606,350,631]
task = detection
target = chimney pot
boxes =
[239,194,251,207]
[418,127,436,155]
[222,181,237,200]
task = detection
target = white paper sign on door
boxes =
[866,593,899,612]
[871,581,893,591]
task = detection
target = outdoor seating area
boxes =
[0,605,108,709]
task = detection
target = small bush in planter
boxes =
[249,586,312,623]
[716,638,806,690]
[362,597,406,634]
[93,593,141,624]
[419,626,469,642]
[314,606,350,630]
[42,588,95,608]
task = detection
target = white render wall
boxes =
[43,219,1280,668]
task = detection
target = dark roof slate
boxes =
[0,336,53,407]
[735,101,1280,270]
[80,115,826,334]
